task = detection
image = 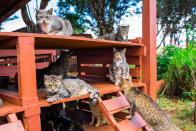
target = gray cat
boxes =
[98,25,129,42]
[44,75,99,106]
[36,8,73,36]
[109,48,130,86]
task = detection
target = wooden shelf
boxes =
[0,32,143,49]
[0,102,24,117]
[38,81,145,107]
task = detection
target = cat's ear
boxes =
[57,75,63,80]
[35,8,39,14]
[44,75,48,81]
[48,8,53,15]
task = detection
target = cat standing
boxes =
[89,103,108,127]
[98,25,129,42]
[119,78,178,131]
[44,75,99,106]
[109,48,130,85]
[36,8,73,36]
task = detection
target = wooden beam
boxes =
[142,0,157,100]
[0,0,31,24]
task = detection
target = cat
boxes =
[98,25,129,42]
[109,48,130,86]
[14,50,72,89]
[13,23,43,33]
[119,78,178,131]
[89,103,108,127]
[36,8,73,36]
[44,75,99,106]
[41,104,85,131]
[44,75,70,103]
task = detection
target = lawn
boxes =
[158,96,196,131]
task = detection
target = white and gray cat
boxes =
[109,48,130,86]
[44,75,99,106]
[98,25,130,42]
[36,8,73,36]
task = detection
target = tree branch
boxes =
[40,0,51,9]
[21,6,34,26]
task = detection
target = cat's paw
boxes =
[89,122,94,126]
[126,115,133,120]
[115,82,119,86]
[95,123,100,127]
[47,97,56,103]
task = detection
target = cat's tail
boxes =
[64,19,73,36]
[89,91,99,106]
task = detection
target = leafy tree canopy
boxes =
[57,0,141,35]
[157,0,196,47]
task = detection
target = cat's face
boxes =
[44,75,62,93]
[113,48,126,61]
[36,8,53,24]
[118,25,130,40]
[119,77,133,89]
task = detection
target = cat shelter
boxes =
[0,0,157,131]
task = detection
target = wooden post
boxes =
[17,37,38,106]
[142,0,157,101]
[16,37,41,131]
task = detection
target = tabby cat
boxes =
[36,8,73,36]
[15,50,72,89]
[44,75,99,106]
[109,48,130,85]
[89,103,108,127]
[44,75,70,103]
[98,25,129,42]
[119,78,178,131]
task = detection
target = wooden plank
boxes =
[0,32,144,49]
[0,102,24,117]
[102,96,130,114]
[7,113,18,122]
[36,62,50,69]
[0,65,17,76]
[0,49,56,57]
[0,120,25,131]
[75,46,146,57]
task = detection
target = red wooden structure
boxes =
[0,0,157,131]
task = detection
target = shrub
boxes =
[157,45,179,80]
[161,45,196,100]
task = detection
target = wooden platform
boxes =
[0,102,24,117]
[0,32,143,49]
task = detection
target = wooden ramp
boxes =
[98,90,149,131]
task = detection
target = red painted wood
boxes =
[142,0,157,101]
[102,96,130,114]
[0,102,24,117]
[7,113,18,122]
[0,120,25,131]
[16,37,38,106]
[0,32,143,49]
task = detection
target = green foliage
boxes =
[57,0,141,35]
[157,46,179,80]
[161,45,196,99]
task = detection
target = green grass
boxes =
[158,96,196,131]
